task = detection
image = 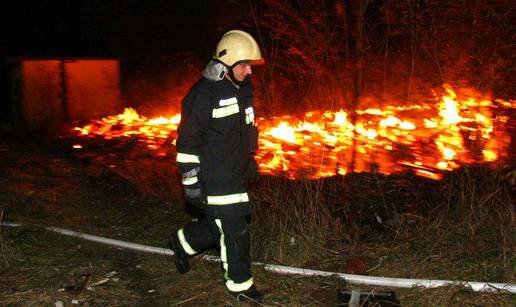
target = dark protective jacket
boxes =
[175,73,258,217]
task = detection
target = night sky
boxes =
[0,0,250,58]
[2,1,513,121]
[0,1,258,122]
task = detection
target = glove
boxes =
[181,167,205,208]
[185,186,205,208]
[185,185,201,199]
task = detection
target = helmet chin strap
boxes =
[227,66,250,88]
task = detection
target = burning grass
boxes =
[71,84,515,183]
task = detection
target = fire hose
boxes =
[2,221,515,294]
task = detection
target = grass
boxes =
[0,138,514,305]
[249,166,515,305]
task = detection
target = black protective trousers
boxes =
[178,215,253,292]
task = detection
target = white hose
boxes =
[2,222,515,293]
[1,222,174,256]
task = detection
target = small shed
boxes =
[5,58,122,134]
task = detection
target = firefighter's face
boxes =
[231,63,252,82]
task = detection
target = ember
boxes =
[72,85,514,180]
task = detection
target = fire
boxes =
[267,122,297,143]
[73,107,181,157]
[71,85,514,180]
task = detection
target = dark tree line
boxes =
[245,0,514,114]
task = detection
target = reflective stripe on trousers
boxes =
[178,216,254,292]
[215,219,254,292]
[177,228,197,255]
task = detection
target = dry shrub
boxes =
[251,0,353,114]
[250,0,514,114]
[398,286,515,307]
[250,165,515,286]
[251,176,340,267]
[428,167,514,279]
[109,156,183,203]
[0,210,12,269]
[365,166,515,286]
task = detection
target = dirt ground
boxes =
[0,136,343,306]
[0,135,514,306]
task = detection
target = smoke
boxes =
[121,54,202,117]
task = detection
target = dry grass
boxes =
[251,176,345,268]
[250,165,515,305]
[397,286,515,307]
[0,210,12,269]
[1,138,514,305]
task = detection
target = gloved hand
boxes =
[185,186,205,208]
[181,167,205,208]
[184,185,201,201]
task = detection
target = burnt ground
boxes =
[0,134,514,306]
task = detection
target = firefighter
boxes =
[169,29,264,303]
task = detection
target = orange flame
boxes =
[72,85,513,180]
[73,107,181,157]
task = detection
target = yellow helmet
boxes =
[213,30,264,67]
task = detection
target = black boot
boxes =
[231,285,264,304]
[168,231,190,274]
